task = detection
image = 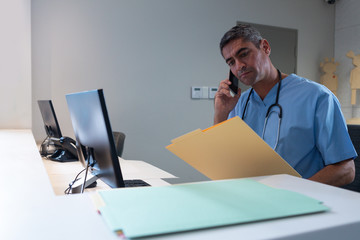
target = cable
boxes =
[39,137,50,157]
[64,167,87,194]
[40,136,56,159]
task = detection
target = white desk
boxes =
[1,130,360,240]
[42,157,174,195]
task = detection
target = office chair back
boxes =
[113,131,126,158]
[341,124,360,192]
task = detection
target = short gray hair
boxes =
[220,24,263,54]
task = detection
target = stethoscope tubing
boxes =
[241,69,283,150]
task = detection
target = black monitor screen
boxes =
[66,89,125,188]
[38,100,62,138]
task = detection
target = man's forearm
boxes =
[308,159,355,186]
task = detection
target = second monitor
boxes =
[65,89,149,193]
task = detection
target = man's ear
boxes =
[261,39,271,55]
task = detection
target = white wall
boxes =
[335,0,360,119]
[0,0,31,128]
[31,0,336,183]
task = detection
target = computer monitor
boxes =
[38,100,78,162]
[38,100,62,138]
[65,89,149,193]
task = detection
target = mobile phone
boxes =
[229,70,239,95]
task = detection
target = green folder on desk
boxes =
[93,179,329,238]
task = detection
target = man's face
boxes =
[222,38,270,86]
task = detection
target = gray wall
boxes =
[32,0,336,183]
[0,0,31,128]
[335,1,360,119]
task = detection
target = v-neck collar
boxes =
[249,74,292,107]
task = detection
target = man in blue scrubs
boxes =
[214,24,356,186]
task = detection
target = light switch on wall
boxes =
[191,86,209,99]
[201,87,209,98]
[191,86,202,99]
[209,87,218,99]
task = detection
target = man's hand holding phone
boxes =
[213,70,241,124]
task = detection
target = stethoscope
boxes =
[241,69,283,150]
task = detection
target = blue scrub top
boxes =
[229,74,357,178]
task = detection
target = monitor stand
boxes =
[70,174,98,194]
[71,155,99,194]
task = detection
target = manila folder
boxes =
[166,116,301,179]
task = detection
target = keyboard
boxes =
[124,179,150,187]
